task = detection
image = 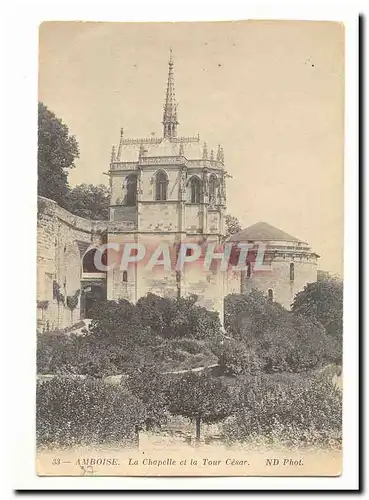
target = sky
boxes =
[39,20,344,275]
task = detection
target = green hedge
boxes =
[36,376,145,447]
[223,369,342,449]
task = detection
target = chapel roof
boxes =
[228,222,304,243]
[109,50,224,166]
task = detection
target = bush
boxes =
[125,364,169,430]
[223,292,339,373]
[223,370,342,449]
[136,293,222,340]
[36,376,145,447]
[168,338,204,355]
[165,371,235,441]
[215,339,262,376]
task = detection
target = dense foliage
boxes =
[222,290,340,374]
[67,183,110,220]
[38,102,79,207]
[292,278,343,341]
[224,214,242,239]
[125,364,169,430]
[223,369,342,449]
[166,371,235,440]
[38,103,109,220]
[37,376,145,447]
[37,294,220,376]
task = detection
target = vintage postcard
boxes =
[36,20,344,477]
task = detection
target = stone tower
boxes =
[226,222,319,309]
[106,51,227,320]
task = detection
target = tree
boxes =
[224,291,339,373]
[125,363,169,430]
[136,293,222,340]
[216,338,262,376]
[37,376,146,446]
[38,102,79,206]
[166,372,234,442]
[224,289,285,341]
[67,183,110,220]
[224,214,242,239]
[292,278,343,340]
[223,371,342,448]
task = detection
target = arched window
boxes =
[189,176,201,203]
[290,262,295,282]
[209,175,217,203]
[268,289,274,302]
[83,248,107,273]
[125,174,137,206]
[122,270,128,282]
[155,170,168,201]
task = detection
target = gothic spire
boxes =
[163,49,179,139]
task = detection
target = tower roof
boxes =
[229,222,304,243]
[162,49,178,138]
[109,52,225,166]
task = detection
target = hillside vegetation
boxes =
[37,280,343,449]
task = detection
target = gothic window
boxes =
[268,289,274,302]
[125,174,137,206]
[123,270,128,282]
[209,174,217,203]
[189,176,201,203]
[290,262,295,282]
[155,170,168,201]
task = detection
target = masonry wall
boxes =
[107,229,226,322]
[37,197,107,332]
[226,255,318,309]
[139,202,181,232]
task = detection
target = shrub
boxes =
[125,364,169,430]
[292,278,343,340]
[36,376,145,447]
[223,292,339,373]
[168,338,204,355]
[223,371,342,449]
[165,371,235,441]
[136,293,222,340]
[215,339,262,376]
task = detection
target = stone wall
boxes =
[226,255,318,309]
[37,196,107,332]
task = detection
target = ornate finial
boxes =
[220,146,224,163]
[179,141,184,156]
[197,133,200,141]
[139,143,145,160]
[202,142,208,160]
[163,49,179,139]
[110,145,116,163]
[117,128,124,160]
[216,144,222,161]
[210,149,214,162]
